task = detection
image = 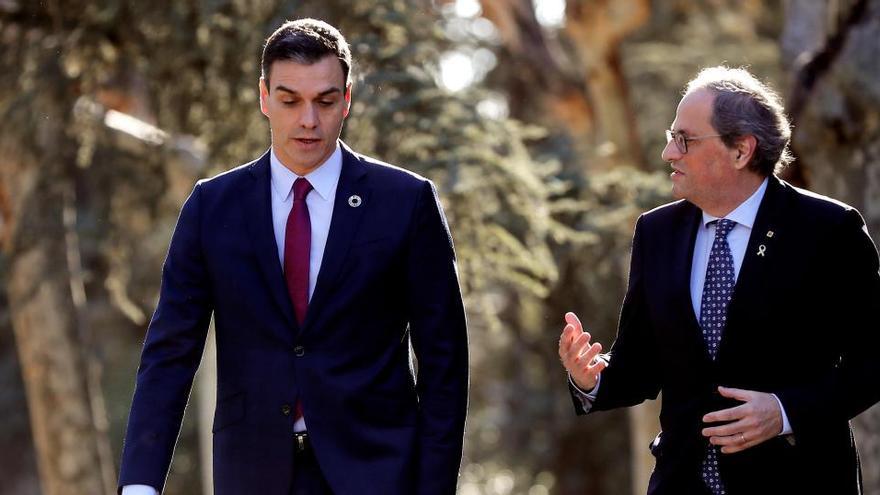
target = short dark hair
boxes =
[261,18,352,88]
[685,66,793,176]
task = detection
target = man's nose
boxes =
[300,104,318,129]
[661,139,681,163]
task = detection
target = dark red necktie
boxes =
[284,177,313,326]
[284,178,312,422]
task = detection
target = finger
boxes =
[703,403,749,423]
[702,419,747,438]
[575,342,602,372]
[720,443,749,454]
[573,347,606,391]
[565,320,585,342]
[572,340,598,369]
[717,386,753,402]
[581,342,603,366]
[558,324,577,355]
[718,438,749,454]
[566,332,591,361]
[588,352,607,374]
[565,312,583,332]
[561,335,590,370]
[708,427,749,447]
[719,433,758,454]
[559,320,586,355]
[719,425,777,454]
[576,335,597,358]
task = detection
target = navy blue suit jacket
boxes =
[119,143,469,494]
[572,176,880,494]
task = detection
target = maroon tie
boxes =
[284,178,312,421]
[284,177,313,326]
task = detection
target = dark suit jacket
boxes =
[119,143,469,495]
[571,176,880,494]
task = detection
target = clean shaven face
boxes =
[260,55,351,175]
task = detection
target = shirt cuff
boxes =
[122,485,159,495]
[771,393,793,435]
[569,373,600,412]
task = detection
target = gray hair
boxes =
[685,66,793,176]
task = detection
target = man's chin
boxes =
[670,184,685,200]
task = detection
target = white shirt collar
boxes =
[701,177,769,229]
[269,142,343,202]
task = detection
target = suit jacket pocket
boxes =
[212,391,246,433]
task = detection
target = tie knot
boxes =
[293,177,313,202]
[714,219,736,238]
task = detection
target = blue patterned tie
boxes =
[700,219,736,495]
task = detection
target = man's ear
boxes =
[342,83,352,118]
[734,135,757,170]
[259,77,270,117]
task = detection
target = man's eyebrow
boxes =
[272,85,343,97]
[274,85,297,95]
[317,87,343,97]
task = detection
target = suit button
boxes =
[281,404,291,416]
[294,345,305,357]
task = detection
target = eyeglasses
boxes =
[665,129,723,154]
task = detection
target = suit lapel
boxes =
[242,151,298,332]
[303,143,370,331]
[718,176,787,361]
[673,202,713,364]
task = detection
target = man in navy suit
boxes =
[559,67,880,494]
[119,18,468,495]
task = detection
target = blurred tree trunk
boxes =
[197,330,217,495]
[478,0,593,131]
[564,0,650,170]
[1,150,116,495]
[478,0,650,171]
[0,10,117,488]
[628,401,660,495]
[783,1,880,493]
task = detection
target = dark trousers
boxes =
[291,432,333,495]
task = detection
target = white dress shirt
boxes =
[122,144,342,495]
[572,178,792,435]
[121,485,158,495]
[270,144,342,303]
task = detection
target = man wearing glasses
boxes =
[559,66,880,494]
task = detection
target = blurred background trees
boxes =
[1,0,878,494]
